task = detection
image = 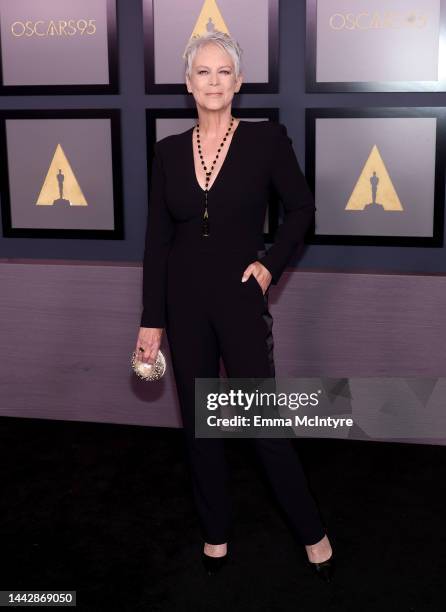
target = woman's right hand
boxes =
[135,327,163,365]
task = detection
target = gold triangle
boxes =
[345,145,403,211]
[36,143,88,206]
[189,0,230,40]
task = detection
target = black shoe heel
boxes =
[307,554,335,583]
[201,551,228,575]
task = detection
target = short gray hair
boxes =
[184,31,243,80]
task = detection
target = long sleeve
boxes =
[258,123,315,285]
[140,142,174,328]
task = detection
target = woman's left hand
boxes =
[241,261,272,295]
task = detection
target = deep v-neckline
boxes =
[190,119,243,193]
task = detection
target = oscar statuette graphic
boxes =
[345,144,404,214]
[190,0,230,38]
[36,143,88,207]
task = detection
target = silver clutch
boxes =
[131,349,166,381]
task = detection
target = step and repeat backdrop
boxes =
[0,0,444,249]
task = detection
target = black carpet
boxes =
[1,416,444,611]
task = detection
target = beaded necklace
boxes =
[195,116,235,237]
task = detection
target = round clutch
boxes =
[131,349,166,381]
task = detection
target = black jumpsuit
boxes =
[140,120,326,546]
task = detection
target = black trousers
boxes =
[165,247,326,546]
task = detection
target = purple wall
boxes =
[1,260,445,445]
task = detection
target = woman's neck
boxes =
[196,110,236,138]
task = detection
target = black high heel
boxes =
[201,551,228,575]
[307,553,335,583]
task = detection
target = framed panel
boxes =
[0,0,119,95]
[143,0,279,94]
[146,107,279,243]
[0,109,124,239]
[305,107,446,246]
[306,0,446,92]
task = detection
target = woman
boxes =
[135,31,334,581]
